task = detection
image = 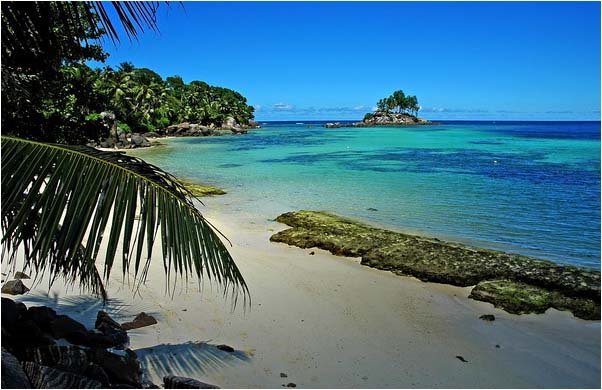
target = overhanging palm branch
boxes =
[2,1,163,55]
[1,136,249,303]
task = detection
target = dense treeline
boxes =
[374,90,420,116]
[1,2,254,144]
[72,62,255,134]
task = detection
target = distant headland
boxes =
[325,89,432,128]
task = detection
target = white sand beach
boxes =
[4,195,600,388]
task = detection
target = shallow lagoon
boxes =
[132,121,601,268]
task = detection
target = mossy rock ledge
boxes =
[270,210,600,320]
[178,178,226,197]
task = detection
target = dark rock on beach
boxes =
[95,311,129,349]
[27,306,58,329]
[2,349,32,389]
[1,298,20,328]
[89,348,141,386]
[14,271,30,279]
[50,315,88,340]
[23,345,90,374]
[164,375,220,389]
[270,210,600,320]
[479,314,495,322]
[1,279,30,295]
[0,298,195,389]
[88,117,260,149]
[216,344,234,353]
[83,363,111,386]
[121,312,157,331]
[22,362,103,389]
[2,302,55,354]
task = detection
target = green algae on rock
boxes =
[469,280,601,320]
[178,178,226,197]
[270,210,600,320]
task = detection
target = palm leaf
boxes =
[1,136,249,304]
[1,1,167,59]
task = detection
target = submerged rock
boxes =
[479,314,495,322]
[270,211,600,320]
[179,178,226,197]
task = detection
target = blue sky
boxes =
[95,2,601,121]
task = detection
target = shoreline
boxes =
[4,193,600,388]
[270,210,600,319]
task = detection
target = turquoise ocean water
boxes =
[133,121,601,269]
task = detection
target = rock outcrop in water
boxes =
[269,210,600,320]
[179,178,227,197]
[88,119,261,150]
[324,112,431,128]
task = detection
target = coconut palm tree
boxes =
[1,2,249,303]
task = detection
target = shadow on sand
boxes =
[135,341,251,383]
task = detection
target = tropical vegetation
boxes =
[373,90,420,117]
[2,2,254,145]
[1,1,249,302]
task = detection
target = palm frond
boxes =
[1,136,249,304]
[1,1,166,58]
[89,1,162,43]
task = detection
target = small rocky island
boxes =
[325,89,432,128]
[271,211,600,320]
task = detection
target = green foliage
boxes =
[1,1,251,304]
[117,122,132,133]
[1,136,249,302]
[363,112,374,121]
[1,2,107,143]
[95,65,255,133]
[374,90,420,116]
[2,2,254,144]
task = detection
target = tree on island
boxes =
[374,90,420,117]
[1,1,248,303]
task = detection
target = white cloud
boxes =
[273,102,295,111]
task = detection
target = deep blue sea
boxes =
[133,120,601,269]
